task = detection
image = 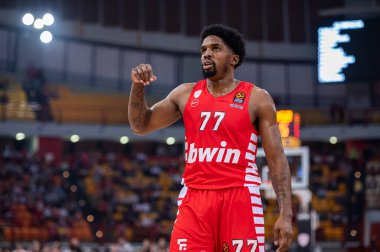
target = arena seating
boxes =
[49,86,129,125]
[0,79,36,121]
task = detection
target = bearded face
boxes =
[201,35,235,80]
[202,61,217,78]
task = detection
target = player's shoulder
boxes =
[250,85,274,103]
[167,82,197,104]
[179,82,197,91]
[249,85,276,116]
[170,82,197,96]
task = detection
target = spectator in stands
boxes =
[69,237,82,252]
[22,66,53,122]
[330,103,344,124]
[12,243,28,252]
[0,90,8,121]
[41,241,61,252]
[38,86,53,122]
[24,66,46,91]
[29,240,42,252]
[155,237,168,252]
[116,237,134,252]
[139,238,153,252]
[370,234,378,252]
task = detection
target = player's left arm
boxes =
[253,88,293,252]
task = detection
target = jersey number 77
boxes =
[199,111,225,131]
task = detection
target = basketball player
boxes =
[128,24,293,252]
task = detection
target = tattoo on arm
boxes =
[271,174,290,207]
[128,85,150,129]
[270,158,293,218]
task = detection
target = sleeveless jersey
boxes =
[183,79,261,189]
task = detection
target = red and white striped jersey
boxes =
[183,79,261,189]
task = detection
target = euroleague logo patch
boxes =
[233,91,246,104]
[222,242,229,252]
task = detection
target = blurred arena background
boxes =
[0,0,380,251]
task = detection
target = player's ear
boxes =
[231,54,239,67]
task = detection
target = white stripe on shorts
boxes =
[250,133,258,143]
[254,216,264,225]
[255,226,265,234]
[247,162,258,170]
[245,167,259,175]
[245,174,261,184]
[178,185,188,198]
[252,206,263,215]
[251,196,262,205]
[257,236,265,244]
[245,152,256,162]
[248,142,257,153]
[247,185,260,196]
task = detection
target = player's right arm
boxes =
[128,64,183,135]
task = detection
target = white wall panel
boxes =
[95,47,119,79]
[67,42,92,75]
[123,50,148,82]
[0,30,7,61]
[41,40,65,71]
[17,35,44,69]
[317,75,347,108]
[317,83,346,96]
[181,56,202,83]
[288,65,314,95]
[8,32,16,62]
[235,62,259,84]
[150,53,176,85]
[260,64,286,95]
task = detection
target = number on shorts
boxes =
[232,239,258,252]
[232,240,243,252]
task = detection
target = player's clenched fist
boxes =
[131,64,157,86]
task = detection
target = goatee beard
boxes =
[202,62,217,78]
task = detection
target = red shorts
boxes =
[169,185,265,252]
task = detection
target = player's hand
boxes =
[273,215,293,252]
[131,64,157,86]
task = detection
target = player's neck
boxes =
[207,77,238,97]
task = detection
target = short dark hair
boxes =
[200,24,246,69]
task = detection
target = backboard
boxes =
[257,146,310,191]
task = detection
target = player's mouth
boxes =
[203,61,214,70]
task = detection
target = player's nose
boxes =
[203,49,212,59]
